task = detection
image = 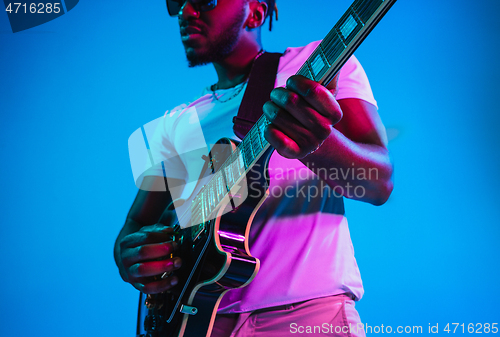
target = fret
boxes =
[256,122,264,148]
[255,128,263,152]
[241,139,251,163]
[215,178,220,203]
[305,66,314,81]
[229,157,237,183]
[307,49,330,82]
[256,118,269,149]
[216,172,224,196]
[297,63,315,80]
[224,165,232,187]
[214,173,220,199]
[350,4,365,24]
[225,159,235,188]
[231,160,240,185]
[335,8,363,46]
[334,27,348,45]
[305,61,316,81]
[321,31,346,66]
[319,44,332,67]
[200,192,206,223]
[228,152,239,177]
[215,171,226,202]
[245,146,253,167]
[226,161,235,190]
[250,129,262,154]
[245,137,255,162]
[212,179,218,204]
[352,0,383,23]
[239,139,253,170]
[216,174,222,201]
[203,191,209,222]
[204,190,209,220]
[241,145,250,168]
[237,151,246,173]
[228,160,235,185]
[207,189,212,215]
[219,164,230,195]
[201,189,208,218]
[193,171,225,224]
[210,173,219,202]
[256,120,263,142]
[208,185,214,214]
[205,185,211,214]
[233,150,246,176]
[212,181,218,208]
[208,182,214,210]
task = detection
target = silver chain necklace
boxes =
[211,79,248,103]
[211,50,265,103]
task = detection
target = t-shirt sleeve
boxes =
[336,55,378,108]
[141,107,189,183]
[277,41,377,109]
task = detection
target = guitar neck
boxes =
[189,0,397,229]
[299,0,397,87]
[235,0,398,177]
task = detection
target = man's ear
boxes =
[245,1,268,29]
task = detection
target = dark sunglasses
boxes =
[166,0,217,17]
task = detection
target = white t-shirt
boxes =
[145,41,377,313]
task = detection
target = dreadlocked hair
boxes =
[265,0,278,31]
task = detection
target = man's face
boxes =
[178,0,248,67]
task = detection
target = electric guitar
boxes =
[136,0,397,336]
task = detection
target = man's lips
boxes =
[180,25,203,36]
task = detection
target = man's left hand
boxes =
[263,75,342,159]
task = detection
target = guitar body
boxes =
[137,138,274,337]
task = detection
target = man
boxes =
[114,0,393,336]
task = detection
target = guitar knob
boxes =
[144,314,165,333]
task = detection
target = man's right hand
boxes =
[118,224,182,294]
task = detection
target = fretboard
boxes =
[188,0,396,233]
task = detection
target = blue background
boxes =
[1,0,499,335]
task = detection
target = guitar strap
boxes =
[232,52,283,139]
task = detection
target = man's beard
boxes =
[184,9,246,67]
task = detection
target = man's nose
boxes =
[179,1,201,20]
